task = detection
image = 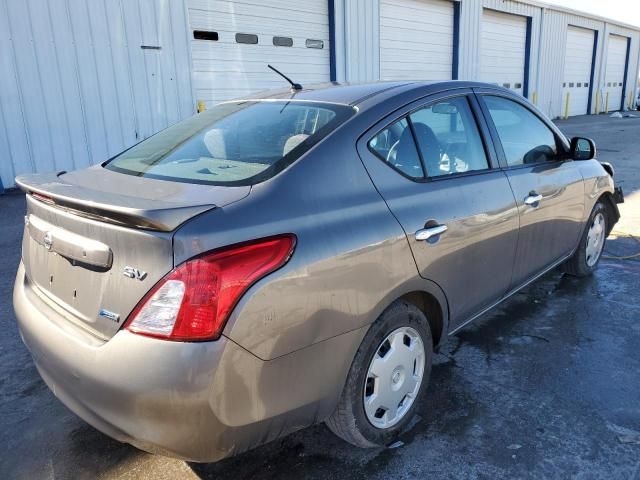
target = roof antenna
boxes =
[268,64,303,91]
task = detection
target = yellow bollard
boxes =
[605,92,609,113]
[595,91,600,114]
[564,92,571,119]
[532,91,538,105]
[197,100,206,113]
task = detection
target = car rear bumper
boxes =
[13,262,364,462]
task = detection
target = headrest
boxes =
[283,134,309,156]
[203,129,226,159]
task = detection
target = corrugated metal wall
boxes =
[334,0,640,119]
[537,11,640,119]
[0,0,194,189]
[333,0,380,82]
[605,24,640,112]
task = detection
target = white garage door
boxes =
[188,0,330,106]
[380,0,454,81]
[562,26,595,116]
[480,9,527,96]
[604,34,628,111]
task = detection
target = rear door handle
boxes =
[524,193,543,206]
[415,225,448,241]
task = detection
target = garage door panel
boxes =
[189,0,327,15]
[381,29,453,44]
[380,0,454,81]
[483,24,526,37]
[481,44,525,55]
[189,0,328,25]
[480,9,527,96]
[194,71,329,84]
[192,43,329,63]
[605,34,628,110]
[190,13,328,39]
[380,18,453,35]
[193,72,331,99]
[192,59,329,74]
[381,50,453,64]
[383,0,451,13]
[381,8,453,26]
[562,26,595,116]
[380,62,453,73]
[188,0,330,105]
[380,43,453,56]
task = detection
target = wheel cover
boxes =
[586,212,606,267]
[363,326,425,429]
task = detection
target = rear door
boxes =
[475,91,585,289]
[358,90,520,328]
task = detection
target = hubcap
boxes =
[585,212,606,267]
[363,326,425,429]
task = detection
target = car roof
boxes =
[230,80,503,107]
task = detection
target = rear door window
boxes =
[409,97,489,178]
[105,101,354,186]
[368,118,425,179]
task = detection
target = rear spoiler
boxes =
[15,173,216,232]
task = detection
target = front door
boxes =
[477,93,585,288]
[358,92,520,327]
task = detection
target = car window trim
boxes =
[366,119,427,181]
[360,91,501,184]
[472,89,571,171]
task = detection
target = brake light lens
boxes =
[31,192,55,205]
[125,234,296,341]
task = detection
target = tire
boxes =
[563,201,608,277]
[325,300,433,448]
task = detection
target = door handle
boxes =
[415,224,448,241]
[524,193,543,206]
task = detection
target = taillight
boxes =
[124,234,296,341]
[31,192,55,205]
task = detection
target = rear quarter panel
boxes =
[173,117,448,360]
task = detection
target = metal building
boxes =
[1,0,639,190]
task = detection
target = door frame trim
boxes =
[472,88,571,170]
[356,89,502,183]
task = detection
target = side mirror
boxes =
[570,137,596,160]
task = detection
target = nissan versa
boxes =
[13,81,623,462]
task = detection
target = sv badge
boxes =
[123,266,148,281]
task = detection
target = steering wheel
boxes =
[386,140,401,164]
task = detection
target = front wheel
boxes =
[325,301,433,447]
[563,201,608,277]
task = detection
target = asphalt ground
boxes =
[1,113,639,479]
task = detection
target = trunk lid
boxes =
[17,167,250,340]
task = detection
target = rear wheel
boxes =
[563,201,608,277]
[326,301,433,447]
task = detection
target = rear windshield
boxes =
[105,100,355,186]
